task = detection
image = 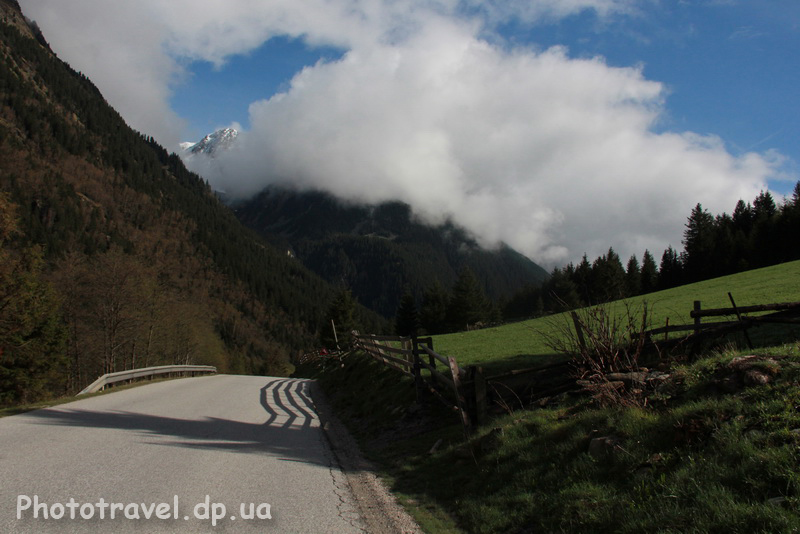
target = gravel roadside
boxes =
[309,381,424,534]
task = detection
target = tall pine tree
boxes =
[321,289,359,349]
[682,203,715,282]
[590,247,627,302]
[447,268,490,331]
[0,194,67,405]
[420,280,449,335]
[659,246,682,289]
[625,254,642,297]
[394,292,420,337]
[640,250,658,294]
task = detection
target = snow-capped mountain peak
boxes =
[182,127,238,157]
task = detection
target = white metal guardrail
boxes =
[78,365,217,395]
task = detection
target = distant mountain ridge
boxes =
[181,127,549,317]
[234,186,549,317]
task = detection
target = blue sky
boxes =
[171,37,345,138]
[20,0,800,264]
[168,1,800,196]
[534,2,799,163]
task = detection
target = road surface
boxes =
[0,375,413,533]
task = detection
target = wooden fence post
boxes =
[412,337,425,404]
[470,366,487,427]
[448,356,471,435]
[402,337,412,368]
[426,338,436,371]
[571,311,586,352]
[693,301,702,334]
[728,292,754,350]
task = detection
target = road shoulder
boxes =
[309,381,423,534]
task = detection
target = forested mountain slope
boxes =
[0,0,383,404]
[234,186,549,317]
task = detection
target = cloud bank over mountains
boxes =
[22,0,788,264]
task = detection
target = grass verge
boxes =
[305,342,800,533]
[301,262,800,532]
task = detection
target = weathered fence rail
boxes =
[690,301,800,318]
[643,296,800,348]
[78,364,217,395]
[356,333,415,376]
[354,332,575,433]
[351,295,800,434]
[353,333,486,434]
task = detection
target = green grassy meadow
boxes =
[433,259,800,373]
[308,259,800,533]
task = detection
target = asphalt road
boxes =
[0,375,369,533]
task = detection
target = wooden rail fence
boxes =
[351,295,800,433]
[643,295,800,349]
[353,333,487,434]
[353,332,580,433]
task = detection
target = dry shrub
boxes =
[545,302,654,406]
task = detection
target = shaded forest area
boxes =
[234,187,549,318]
[0,7,385,405]
[503,186,800,320]
[387,187,800,336]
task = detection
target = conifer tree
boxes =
[682,203,715,282]
[544,267,580,312]
[732,199,753,234]
[0,194,67,405]
[625,254,642,297]
[712,213,737,276]
[420,280,449,334]
[753,190,777,220]
[640,250,658,294]
[394,292,420,337]
[658,246,682,289]
[501,284,544,320]
[573,255,592,305]
[321,289,358,349]
[751,190,780,266]
[447,268,490,331]
[590,247,627,302]
[783,181,800,261]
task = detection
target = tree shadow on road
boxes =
[20,377,333,467]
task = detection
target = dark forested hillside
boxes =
[505,187,800,320]
[0,1,384,405]
[233,186,549,318]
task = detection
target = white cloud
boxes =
[19,0,786,266]
[205,29,773,264]
[19,0,635,143]
[20,1,186,143]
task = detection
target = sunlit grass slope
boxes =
[433,259,800,372]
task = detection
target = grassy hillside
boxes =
[308,260,800,533]
[433,259,800,373]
